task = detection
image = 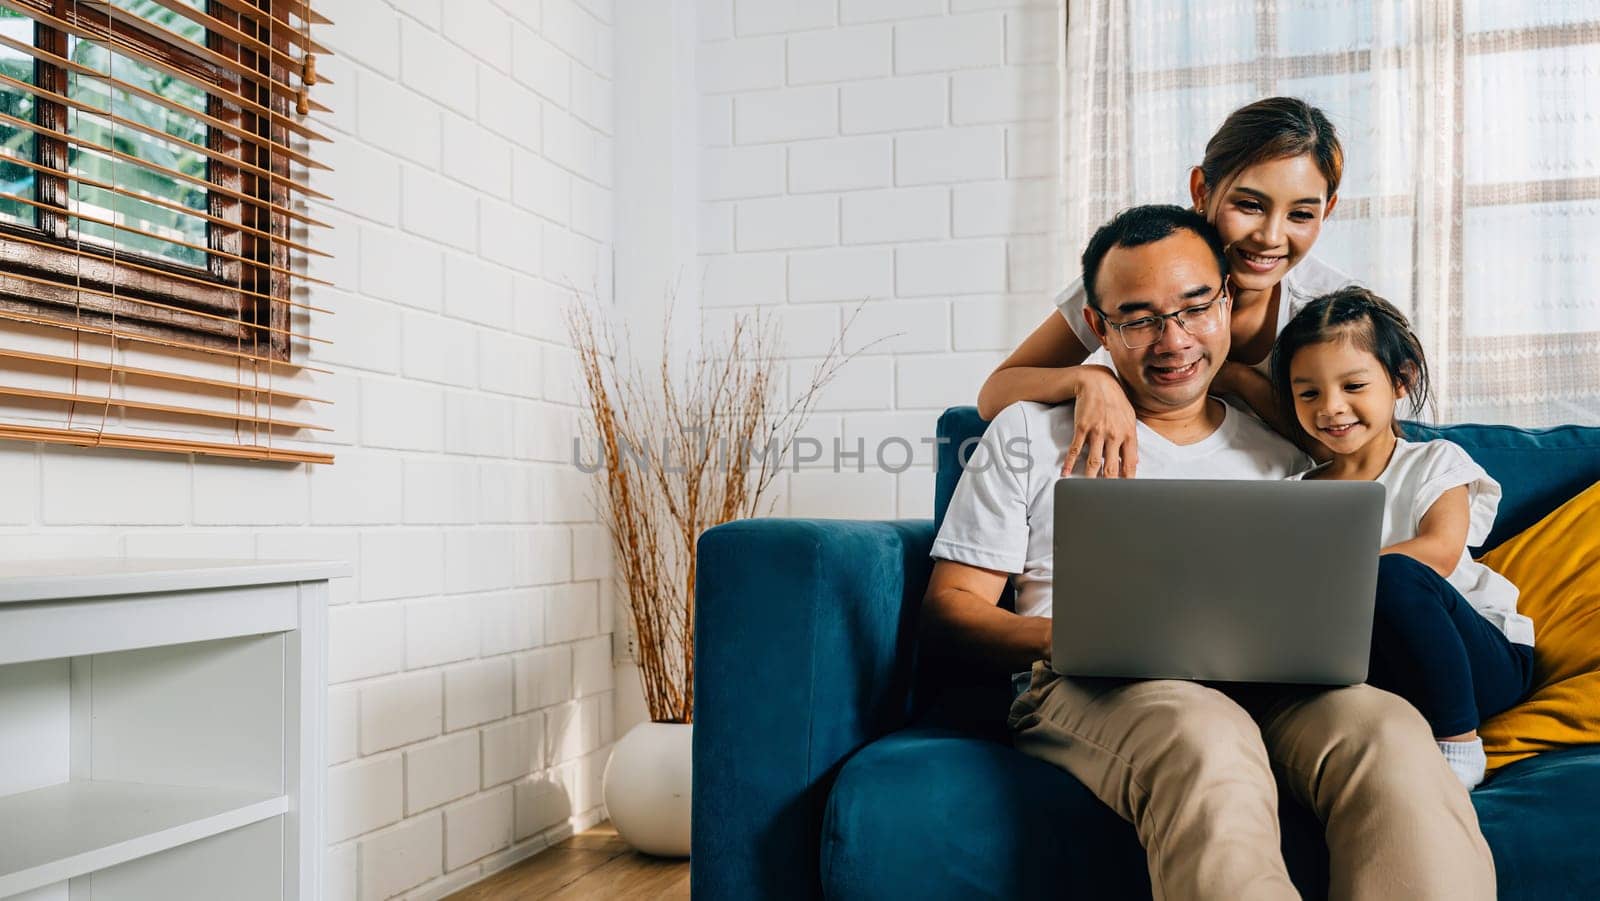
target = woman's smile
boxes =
[1233,246,1286,274]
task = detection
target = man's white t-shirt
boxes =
[1055,255,1354,376]
[1290,438,1533,646]
[931,400,1311,618]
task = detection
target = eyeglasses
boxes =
[1093,290,1230,349]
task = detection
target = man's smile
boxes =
[1147,358,1202,385]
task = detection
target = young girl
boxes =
[1270,287,1535,789]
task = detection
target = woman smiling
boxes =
[977,97,1352,476]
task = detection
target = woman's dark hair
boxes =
[1081,205,1227,312]
[1270,286,1431,433]
[1199,97,1344,201]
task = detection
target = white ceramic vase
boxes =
[602,721,693,858]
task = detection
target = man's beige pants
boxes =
[1007,663,1496,901]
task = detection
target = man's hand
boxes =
[922,559,1051,674]
[1063,366,1139,478]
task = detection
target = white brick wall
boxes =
[482,714,546,787]
[0,2,621,899]
[328,754,404,844]
[359,812,444,901]
[788,137,891,193]
[840,75,945,134]
[787,26,892,85]
[697,0,1062,520]
[841,186,947,244]
[444,787,516,870]
[3,1,1062,897]
[361,671,443,754]
[735,86,836,143]
[405,731,480,814]
[788,246,894,302]
[893,13,1006,73]
[444,657,515,730]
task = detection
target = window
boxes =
[0,0,334,462]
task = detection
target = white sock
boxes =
[1439,737,1486,790]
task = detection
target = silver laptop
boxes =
[1052,479,1386,685]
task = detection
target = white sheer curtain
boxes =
[1061,0,1600,426]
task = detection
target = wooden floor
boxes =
[443,822,689,900]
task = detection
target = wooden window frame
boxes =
[0,0,293,361]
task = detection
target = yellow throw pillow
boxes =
[1479,479,1600,772]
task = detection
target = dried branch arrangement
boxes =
[568,305,857,723]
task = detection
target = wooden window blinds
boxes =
[0,0,334,464]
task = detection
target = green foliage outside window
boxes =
[1,0,213,268]
[0,9,34,228]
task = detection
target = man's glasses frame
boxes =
[1092,288,1231,350]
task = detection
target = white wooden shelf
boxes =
[0,559,342,901]
[0,781,288,898]
[0,559,348,605]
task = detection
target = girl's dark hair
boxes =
[1199,97,1344,201]
[1269,286,1431,433]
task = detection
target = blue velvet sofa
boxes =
[693,406,1600,900]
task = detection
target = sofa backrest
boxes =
[933,405,1600,554]
[1404,421,1600,551]
[934,406,991,535]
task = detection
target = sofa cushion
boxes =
[820,726,1328,900]
[1475,746,1600,899]
[820,727,1151,901]
[934,406,1600,555]
[822,727,1600,901]
[1479,480,1600,772]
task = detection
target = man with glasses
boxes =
[921,205,1495,899]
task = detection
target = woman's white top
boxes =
[1291,438,1534,647]
[1055,255,1354,375]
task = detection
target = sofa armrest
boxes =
[692,518,936,901]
